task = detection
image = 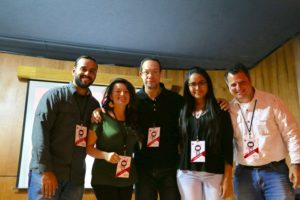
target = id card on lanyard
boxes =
[115,156,131,178]
[147,99,161,147]
[147,127,160,147]
[239,100,260,160]
[191,140,206,162]
[191,112,206,162]
[75,125,87,147]
[74,93,89,147]
[243,137,259,159]
[114,120,131,178]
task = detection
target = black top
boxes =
[178,110,233,174]
[30,83,100,185]
[135,83,184,169]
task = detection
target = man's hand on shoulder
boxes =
[91,107,104,123]
[217,98,230,111]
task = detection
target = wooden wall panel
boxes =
[293,36,300,104]
[0,35,299,199]
[208,70,232,100]
[251,37,300,124]
[0,56,27,177]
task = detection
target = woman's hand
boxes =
[220,164,233,199]
[104,152,121,164]
[219,176,233,199]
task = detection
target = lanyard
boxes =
[113,111,128,156]
[238,99,257,138]
[74,94,89,125]
[195,117,200,141]
[193,109,206,141]
[193,111,202,141]
[152,98,158,127]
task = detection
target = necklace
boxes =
[194,110,203,119]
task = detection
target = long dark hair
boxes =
[101,78,138,129]
[180,67,221,152]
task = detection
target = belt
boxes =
[238,159,286,169]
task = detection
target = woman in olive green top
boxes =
[87,78,140,200]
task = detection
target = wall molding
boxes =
[17,65,173,88]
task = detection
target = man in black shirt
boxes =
[134,58,183,200]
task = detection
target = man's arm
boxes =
[32,93,58,197]
[273,96,300,188]
[273,97,300,164]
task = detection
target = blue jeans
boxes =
[234,161,295,200]
[28,171,84,200]
[134,167,180,200]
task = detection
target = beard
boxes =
[74,75,93,88]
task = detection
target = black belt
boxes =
[238,159,286,169]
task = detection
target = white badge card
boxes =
[191,141,206,162]
[243,138,259,159]
[75,125,87,147]
[147,127,160,147]
[115,156,131,178]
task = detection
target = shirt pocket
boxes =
[255,117,270,136]
[234,115,244,139]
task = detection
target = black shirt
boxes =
[135,83,184,169]
[178,110,233,174]
[30,83,100,185]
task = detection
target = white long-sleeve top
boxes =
[229,89,300,166]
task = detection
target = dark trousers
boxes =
[92,185,133,200]
[135,167,180,200]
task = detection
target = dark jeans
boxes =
[92,185,133,200]
[135,167,180,200]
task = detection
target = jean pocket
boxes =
[269,162,288,174]
[177,169,189,178]
[234,165,243,177]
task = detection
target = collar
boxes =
[69,82,92,96]
[138,83,166,100]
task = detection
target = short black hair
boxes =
[139,57,162,72]
[224,63,251,83]
[74,55,97,67]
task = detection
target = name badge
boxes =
[115,156,131,178]
[147,127,160,147]
[191,141,205,162]
[243,137,259,159]
[75,124,87,147]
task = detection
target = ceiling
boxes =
[0,0,299,70]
